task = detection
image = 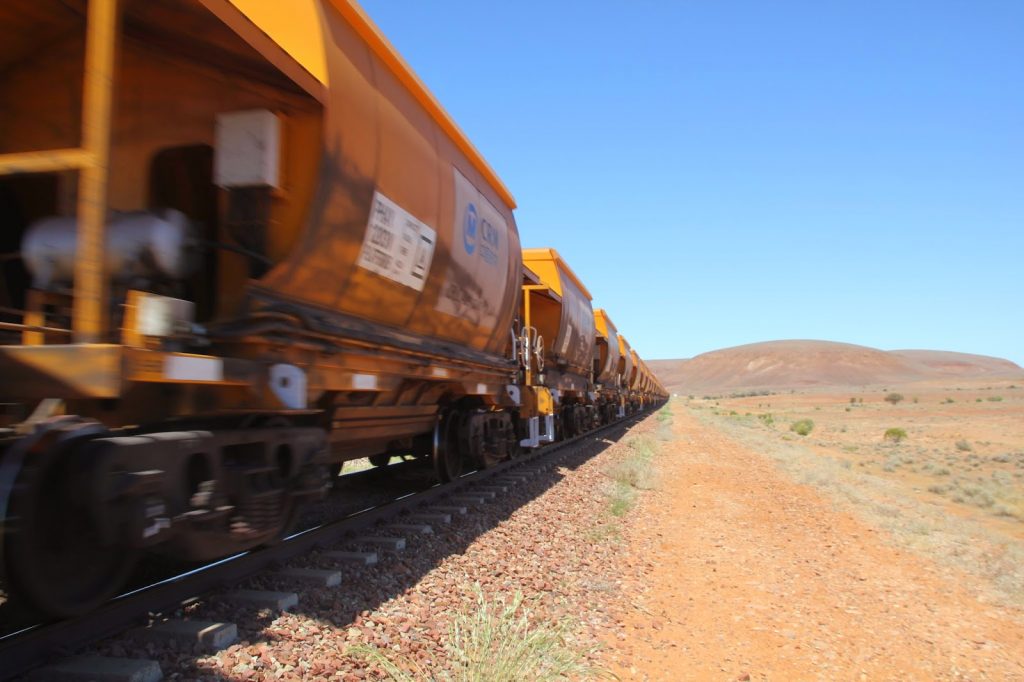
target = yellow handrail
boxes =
[72,0,120,343]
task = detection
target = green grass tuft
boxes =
[349,584,599,681]
[790,419,814,436]
[448,585,598,681]
[607,436,658,491]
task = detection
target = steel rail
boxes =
[0,410,650,679]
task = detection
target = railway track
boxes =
[0,458,433,634]
[0,412,646,680]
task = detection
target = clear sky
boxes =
[360,1,1023,366]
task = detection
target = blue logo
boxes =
[462,203,478,255]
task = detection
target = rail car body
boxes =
[519,248,601,439]
[0,0,666,617]
[0,0,521,463]
[593,308,625,423]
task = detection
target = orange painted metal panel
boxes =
[0,344,123,398]
[226,0,328,85]
[521,248,596,379]
[593,308,621,386]
[253,0,522,358]
[326,0,515,210]
[618,335,634,388]
[629,348,641,389]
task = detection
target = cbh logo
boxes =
[462,203,478,255]
[479,217,499,265]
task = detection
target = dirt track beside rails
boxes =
[608,408,1024,681]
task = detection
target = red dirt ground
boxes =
[608,409,1024,681]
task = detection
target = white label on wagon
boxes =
[356,191,437,292]
[352,374,378,390]
[164,355,224,382]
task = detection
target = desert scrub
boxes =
[608,436,658,490]
[729,389,774,398]
[885,393,904,405]
[757,413,774,427]
[789,419,814,436]
[987,396,1004,402]
[350,584,596,681]
[928,476,1024,521]
[447,587,595,680]
[882,455,902,472]
[607,484,636,517]
[603,435,659,517]
[884,428,908,443]
[692,404,1024,607]
[585,521,622,545]
[956,439,972,452]
[954,484,995,509]
[655,403,675,440]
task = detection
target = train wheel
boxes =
[572,406,585,436]
[3,418,139,618]
[432,412,463,483]
[327,461,343,488]
[368,453,391,468]
[560,408,575,439]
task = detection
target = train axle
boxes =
[1,417,328,617]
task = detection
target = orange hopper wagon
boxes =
[0,0,521,617]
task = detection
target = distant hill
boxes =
[648,340,1024,393]
[888,350,1023,378]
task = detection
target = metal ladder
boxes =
[0,0,121,343]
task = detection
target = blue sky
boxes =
[360,1,1023,365]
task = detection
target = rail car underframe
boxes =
[0,327,519,614]
[0,332,516,431]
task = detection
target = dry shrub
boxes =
[884,428,908,443]
[349,585,599,681]
[790,419,814,436]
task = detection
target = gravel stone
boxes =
[81,416,658,680]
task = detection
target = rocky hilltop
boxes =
[648,340,1023,392]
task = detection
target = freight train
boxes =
[0,0,667,617]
